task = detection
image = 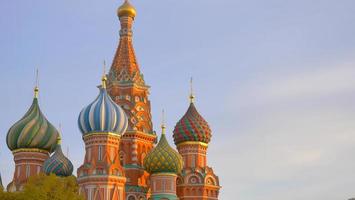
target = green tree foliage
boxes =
[0,173,84,200]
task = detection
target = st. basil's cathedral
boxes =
[1,1,221,199]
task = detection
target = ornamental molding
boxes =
[108,68,148,89]
[12,148,49,154]
[177,141,208,148]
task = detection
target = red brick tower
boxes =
[173,81,221,200]
[6,86,59,192]
[107,1,156,199]
[143,121,183,200]
[77,75,128,200]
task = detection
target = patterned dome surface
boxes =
[173,103,211,145]
[144,131,183,174]
[43,139,73,176]
[43,139,73,177]
[78,83,128,136]
[7,94,59,152]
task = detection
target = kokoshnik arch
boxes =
[2,1,221,199]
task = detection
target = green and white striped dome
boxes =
[6,87,59,152]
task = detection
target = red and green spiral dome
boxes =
[173,102,211,145]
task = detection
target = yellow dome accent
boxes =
[117,0,136,18]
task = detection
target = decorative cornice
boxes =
[150,172,178,177]
[83,132,121,139]
[176,184,221,189]
[12,148,49,154]
[77,175,126,184]
[122,130,156,142]
[176,141,208,148]
[108,81,150,90]
[123,164,144,169]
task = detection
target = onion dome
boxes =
[117,0,136,18]
[144,124,183,174]
[43,134,73,177]
[173,89,212,145]
[78,75,128,136]
[6,87,59,152]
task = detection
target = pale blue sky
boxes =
[1,0,355,199]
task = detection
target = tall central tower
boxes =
[107,1,156,199]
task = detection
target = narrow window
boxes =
[98,145,103,161]
[110,147,114,161]
[17,166,20,178]
[88,147,91,161]
[26,165,30,178]
[191,155,195,168]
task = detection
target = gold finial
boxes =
[117,0,136,18]
[102,61,107,89]
[57,123,62,145]
[34,69,39,98]
[189,77,195,103]
[161,109,166,134]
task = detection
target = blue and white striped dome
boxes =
[78,79,128,136]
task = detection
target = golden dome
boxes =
[117,0,136,18]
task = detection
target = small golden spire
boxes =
[57,123,62,145]
[161,109,166,135]
[189,77,195,103]
[102,61,107,89]
[34,69,39,98]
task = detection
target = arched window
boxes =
[176,177,183,185]
[206,177,216,185]
[127,195,136,200]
